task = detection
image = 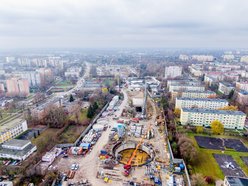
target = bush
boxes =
[205,176,215,184]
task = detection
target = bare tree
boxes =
[191,173,207,186]
[178,136,198,164]
[43,107,67,128]
[33,93,46,104]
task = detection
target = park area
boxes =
[187,133,248,180]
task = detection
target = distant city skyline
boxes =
[1,0,248,49]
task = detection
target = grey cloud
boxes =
[0,0,248,49]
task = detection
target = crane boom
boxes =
[125,123,152,166]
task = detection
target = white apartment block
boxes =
[222,54,234,61]
[169,84,205,92]
[0,119,28,144]
[236,82,248,92]
[167,80,202,89]
[241,71,248,78]
[189,66,203,77]
[65,67,82,78]
[171,90,216,100]
[191,55,214,62]
[180,108,246,129]
[164,66,182,79]
[204,75,217,86]
[175,97,228,110]
[16,71,41,87]
[240,56,248,63]
[218,82,234,95]
[179,54,189,61]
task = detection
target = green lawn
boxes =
[58,124,86,143]
[103,79,115,87]
[69,108,88,123]
[56,80,73,86]
[0,110,10,122]
[59,109,88,143]
[187,133,248,180]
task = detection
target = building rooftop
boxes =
[219,82,235,87]
[225,176,248,186]
[177,90,215,93]
[238,90,248,95]
[176,97,228,102]
[168,80,202,85]
[0,118,25,134]
[171,84,205,87]
[35,97,60,111]
[0,143,36,158]
[182,108,246,116]
[237,81,248,85]
[2,139,30,149]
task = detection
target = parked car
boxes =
[70,163,79,171]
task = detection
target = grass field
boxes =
[32,128,58,153]
[69,108,88,123]
[59,109,88,143]
[0,110,10,122]
[187,133,248,180]
[58,124,86,143]
[55,80,73,86]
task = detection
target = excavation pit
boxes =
[113,141,155,167]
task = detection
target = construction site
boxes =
[53,82,187,186]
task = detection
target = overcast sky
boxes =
[1,0,248,49]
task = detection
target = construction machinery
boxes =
[123,123,152,176]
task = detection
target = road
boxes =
[55,62,91,97]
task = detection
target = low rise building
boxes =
[83,80,101,90]
[0,181,13,186]
[31,97,61,120]
[180,108,246,129]
[175,97,228,110]
[0,119,28,144]
[0,139,37,161]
